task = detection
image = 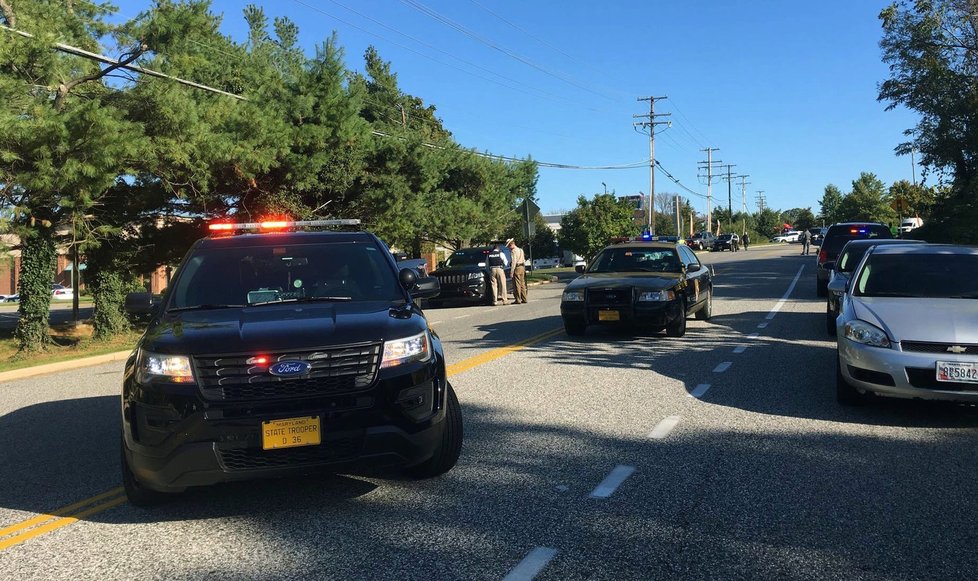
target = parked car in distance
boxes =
[686,231,716,250]
[810,227,827,245]
[824,238,924,335]
[429,245,513,306]
[712,233,739,252]
[51,284,74,300]
[816,222,893,297]
[0,293,18,303]
[772,230,801,243]
[835,244,978,405]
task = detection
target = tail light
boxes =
[817,249,827,264]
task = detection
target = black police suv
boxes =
[815,222,892,297]
[121,220,462,505]
[560,240,713,337]
[428,245,513,306]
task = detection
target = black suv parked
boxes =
[815,222,892,296]
[428,245,513,306]
[121,220,462,505]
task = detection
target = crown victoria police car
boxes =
[560,239,714,337]
[120,219,462,505]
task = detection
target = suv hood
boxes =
[142,302,427,355]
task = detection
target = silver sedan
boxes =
[836,244,978,405]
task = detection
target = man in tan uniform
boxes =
[507,238,527,304]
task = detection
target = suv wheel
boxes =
[406,383,463,478]
[836,357,867,406]
[666,300,687,337]
[695,288,712,321]
[826,305,837,336]
[122,438,172,507]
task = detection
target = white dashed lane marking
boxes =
[503,547,559,581]
[713,362,732,373]
[765,264,805,320]
[688,383,711,398]
[590,465,636,498]
[649,416,682,440]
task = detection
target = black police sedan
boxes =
[560,240,713,337]
[121,220,461,505]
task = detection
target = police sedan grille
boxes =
[588,288,632,306]
[901,341,978,355]
[194,343,381,401]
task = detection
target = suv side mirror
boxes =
[399,267,441,300]
[398,267,418,289]
[823,261,836,271]
[575,264,586,274]
[437,261,445,269]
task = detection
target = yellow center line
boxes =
[0,326,565,551]
[446,327,564,377]
[0,489,127,551]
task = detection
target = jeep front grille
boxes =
[194,343,381,401]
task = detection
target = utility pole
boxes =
[737,175,750,234]
[674,195,682,237]
[756,190,767,212]
[634,96,670,235]
[719,164,736,233]
[697,148,721,234]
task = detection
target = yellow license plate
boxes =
[598,310,620,321]
[262,416,321,450]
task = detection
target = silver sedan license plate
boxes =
[936,361,978,384]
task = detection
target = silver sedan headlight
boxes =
[843,320,891,348]
[637,290,675,302]
[562,290,584,302]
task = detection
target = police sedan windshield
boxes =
[587,247,683,273]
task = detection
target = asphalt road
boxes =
[0,301,94,330]
[2,244,977,580]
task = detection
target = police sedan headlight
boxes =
[843,320,891,348]
[562,290,584,302]
[638,290,676,302]
[467,272,483,280]
[137,349,194,383]
[381,331,431,369]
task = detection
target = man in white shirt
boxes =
[487,243,509,305]
[507,238,527,304]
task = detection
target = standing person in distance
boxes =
[507,238,527,304]
[800,229,812,255]
[742,231,750,251]
[487,242,509,305]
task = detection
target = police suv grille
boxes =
[436,273,471,285]
[901,341,978,355]
[588,288,632,307]
[217,437,362,471]
[194,343,381,401]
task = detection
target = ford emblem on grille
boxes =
[268,360,311,377]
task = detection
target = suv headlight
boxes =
[844,320,891,348]
[381,331,431,369]
[638,290,675,302]
[137,349,194,383]
[467,272,483,280]
[562,290,584,302]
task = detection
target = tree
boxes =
[794,208,816,231]
[818,184,844,224]
[558,194,638,262]
[0,1,149,352]
[886,179,936,219]
[755,207,784,236]
[879,1,978,242]
[838,172,897,224]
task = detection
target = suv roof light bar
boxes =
[208,219,361,233]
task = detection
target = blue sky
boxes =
[116,0,920,216]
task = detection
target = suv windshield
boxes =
[168,241,400,309]
[588,247,682,273]
[444,249,490,268]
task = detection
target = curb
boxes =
[0,349,132,383]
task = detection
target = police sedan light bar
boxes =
[208,219,361,232]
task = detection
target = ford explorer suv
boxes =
[121,219,461,505]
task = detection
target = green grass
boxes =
[0,324,140,373]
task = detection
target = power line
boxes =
[467,0,578,62]
[397,0,616,101]
[1,24,246,100]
